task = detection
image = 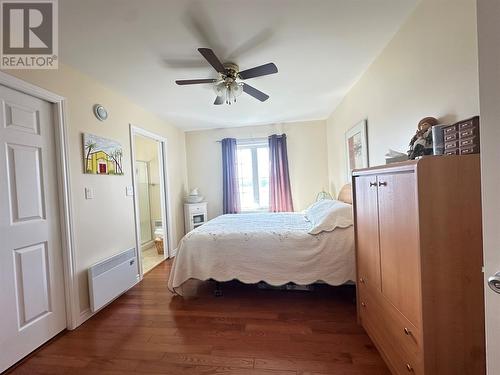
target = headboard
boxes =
[337,184,352,204]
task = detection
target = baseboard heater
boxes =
[88,248,138,312]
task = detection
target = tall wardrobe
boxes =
[352,155,485,375]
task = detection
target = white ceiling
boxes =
[60,0,417,131]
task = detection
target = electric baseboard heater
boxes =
[88,248,138,312]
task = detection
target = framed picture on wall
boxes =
[345,119,368,179]
[83,133,124,175]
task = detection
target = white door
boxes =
[0,85,66,372]
[478,1,500,373]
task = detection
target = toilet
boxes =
[153,219,163,239]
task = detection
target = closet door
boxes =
[377,172,421,327]
[354,175,381,292]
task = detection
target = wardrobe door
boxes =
[354,175,381,292]
[377,172,422,327]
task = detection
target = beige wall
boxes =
[186,120,329,219]
[326,0,479,194]
[4,64,187,323]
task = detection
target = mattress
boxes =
[167,212,355,295]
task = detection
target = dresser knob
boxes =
[361,302,366,307]
[359,277,365,284]
[406,363,414,372]
[403,327,412,336]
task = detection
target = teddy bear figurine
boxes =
[407,117,439,159]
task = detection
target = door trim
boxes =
[0,72,78,329]
[129,124,174,280]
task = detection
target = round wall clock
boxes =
[93,104,108,121]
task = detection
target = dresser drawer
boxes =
[356,268,377,292]
[443,124,458,135]
[379,293,422,358]
[444,149,459,155]
[443,132,458,142]
[459,136,478,148]
[458,119,476,130]
[189,205,203,213]
[187,203,207,214]
[359,289,423,375]
[459,127,479,139]
[460,145,480,155]
[444,140,459,150]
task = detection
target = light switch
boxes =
[126,185,134,197]
[85,187,94,200]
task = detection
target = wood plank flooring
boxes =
[8,260,390,375]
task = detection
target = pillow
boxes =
[305,199,353,234]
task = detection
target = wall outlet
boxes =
[85,187,95,200]
[126,186,134,197]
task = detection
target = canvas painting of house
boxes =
[83,133,124,175]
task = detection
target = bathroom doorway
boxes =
[130,126,172,277]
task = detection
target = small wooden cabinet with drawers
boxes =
[443,116,480,155]
[352,155,485,375]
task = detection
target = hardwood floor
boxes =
[142,244,165,274]
[9,260,390,375]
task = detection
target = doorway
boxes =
[130,126,172,277]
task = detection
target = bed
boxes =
[168,184,355,295]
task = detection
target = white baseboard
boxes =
[140,240,155,252]
[74,308,93,329]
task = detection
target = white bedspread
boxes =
[167,212,355,295]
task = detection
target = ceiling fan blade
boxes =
[239,63,278,80]
[175,79,216,85]
[242,83,269,102]
[214,96,224,105]
[198,48,226,74]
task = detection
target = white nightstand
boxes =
[184,202,208,233]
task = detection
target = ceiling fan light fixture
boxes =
[231,81,243,96]
[213,80,226,97]
[225,81,243,105]
[213,80,243,105]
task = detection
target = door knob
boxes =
[488,272,500,294]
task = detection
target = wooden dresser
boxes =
[352,155,485,375]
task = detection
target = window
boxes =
[236,140,269,211]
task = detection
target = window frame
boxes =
[236,139,269,212]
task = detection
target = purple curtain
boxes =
[221,138,240,214]
[269,134,294,212]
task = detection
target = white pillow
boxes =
[305,199,353,234]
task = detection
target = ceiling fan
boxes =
[175,48,278,105]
